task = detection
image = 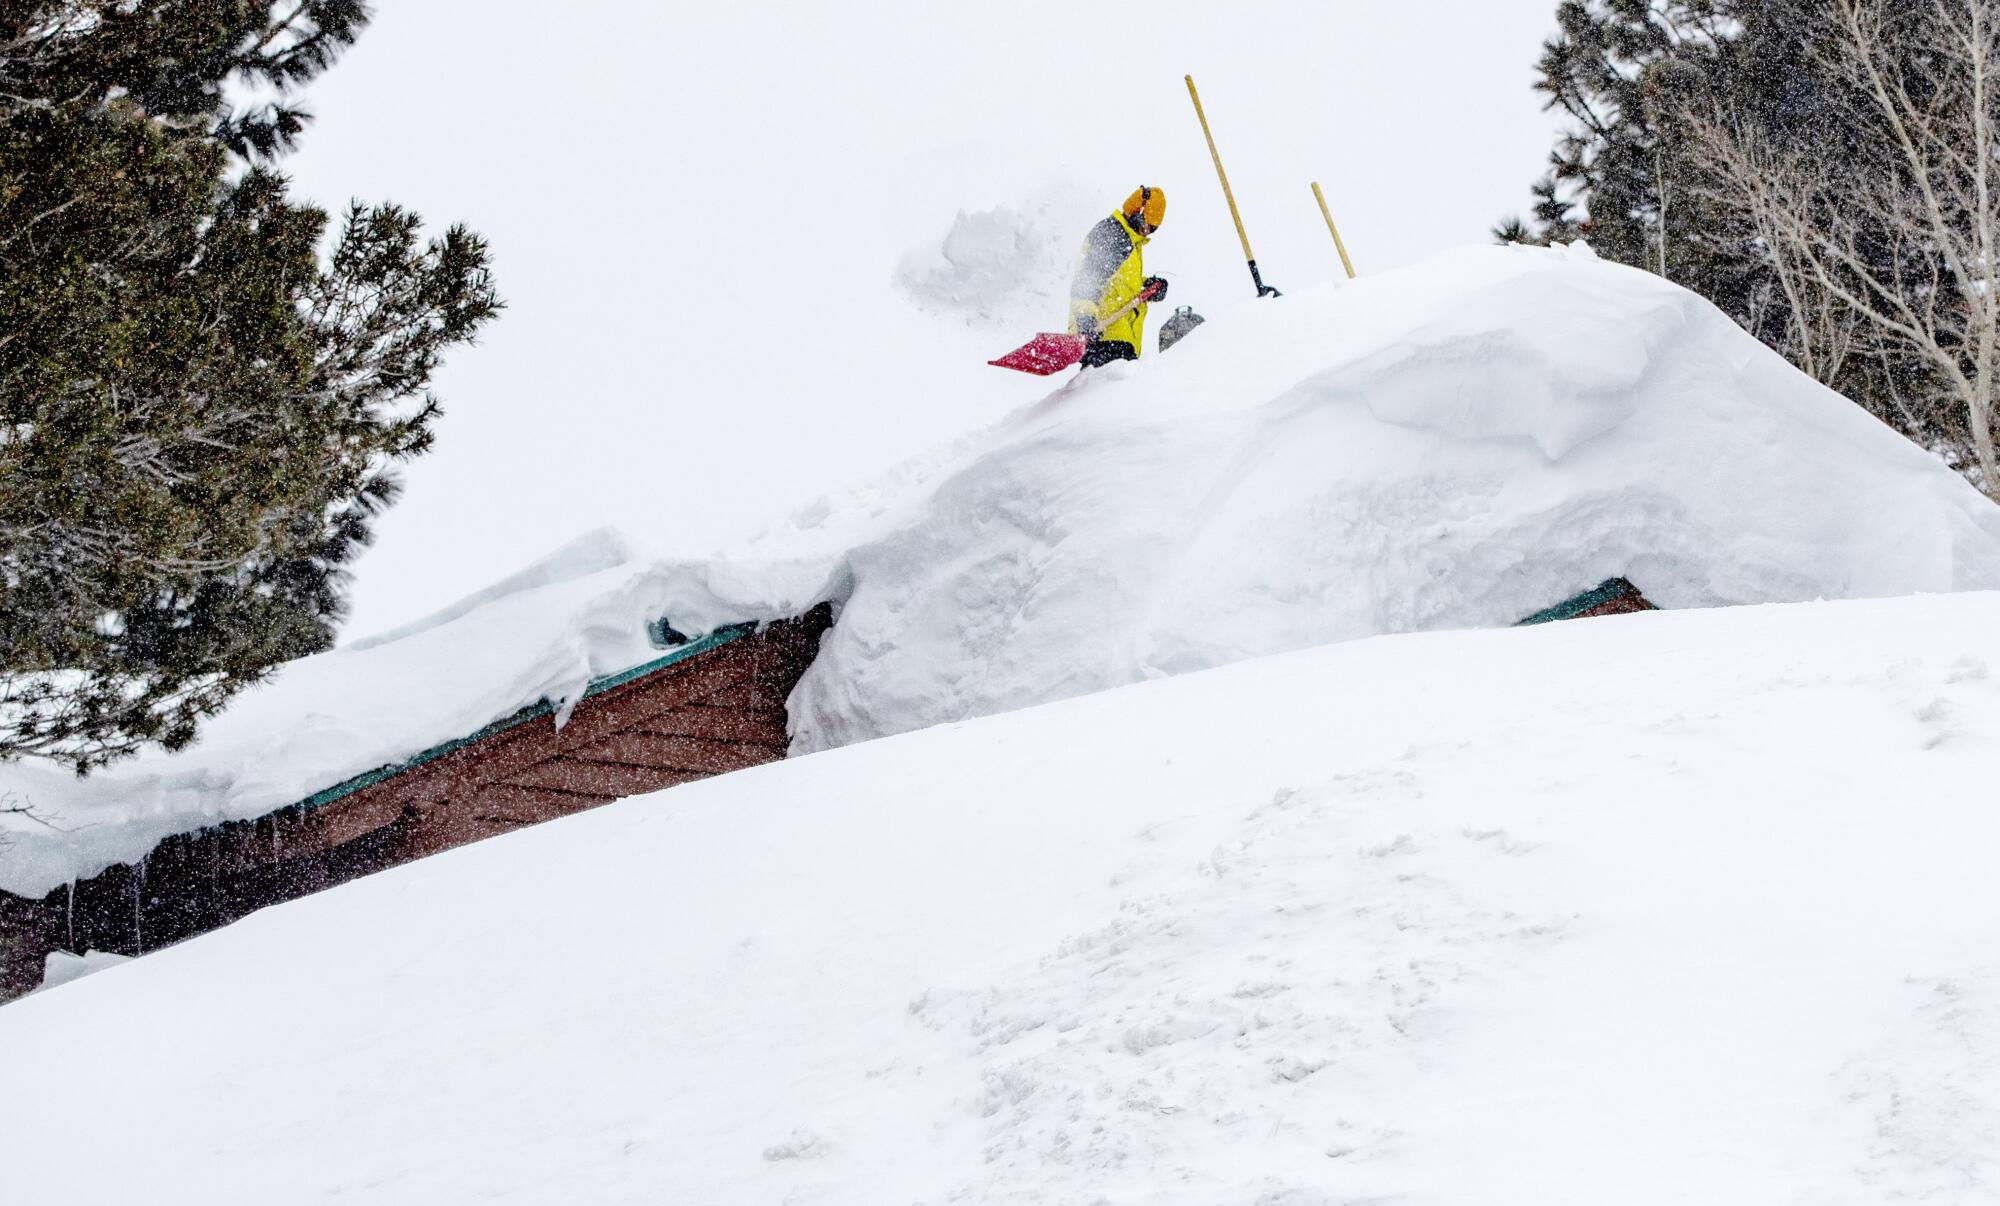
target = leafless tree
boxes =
[0,792,63,852]
[1676,0,2000,497]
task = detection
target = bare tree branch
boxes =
[1673,0,2000,497]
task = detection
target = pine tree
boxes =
[0,2,500,772]
[1503,0,1977,482]
[1500,3,1745,285]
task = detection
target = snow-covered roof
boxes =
[0,535,834,898]
[4,242,1997,897]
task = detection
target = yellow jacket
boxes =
[1068,211,1150,354]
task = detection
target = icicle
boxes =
[132,856,146,955]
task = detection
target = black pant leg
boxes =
[1080,340,1139,369]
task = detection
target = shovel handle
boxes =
[1088,281,1165,333]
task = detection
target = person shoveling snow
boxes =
[1069,185,1171,368]
[990,186,1171,375]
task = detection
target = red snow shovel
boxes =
[989,285,1163,376]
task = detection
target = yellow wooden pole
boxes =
[1311,181,1357,279]
[1185,74,1279,297]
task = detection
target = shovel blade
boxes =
[989,332,1086,376]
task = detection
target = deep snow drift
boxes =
[790,242,2000,750]
[5,243,1999,895]
[5,592,1999,1205]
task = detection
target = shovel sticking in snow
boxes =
[1187,75,1280,299]
[988,283,1164,376]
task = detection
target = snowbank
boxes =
[790,243,2000,746]
[4,243,1998,896]
[4,591,1999,1204]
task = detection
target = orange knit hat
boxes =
[1122,185,1166,229]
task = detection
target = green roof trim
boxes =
[1516,578,1644,627]
[287,622,759,817]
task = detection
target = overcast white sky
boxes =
[279,1,1569,640]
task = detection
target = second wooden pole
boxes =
[1311,181,1357,280]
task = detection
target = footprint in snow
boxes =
[1914,697,1956,749]
[1945,655,1990,684]
[1462,826,1541,856]
[761,1129,831,1162]
[1362,834,1417,859]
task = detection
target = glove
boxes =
[1076,314,1100,340]
[1142,276,1168,302]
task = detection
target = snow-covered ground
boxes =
[6,591,1999,1204]
[6,243,1998,897]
